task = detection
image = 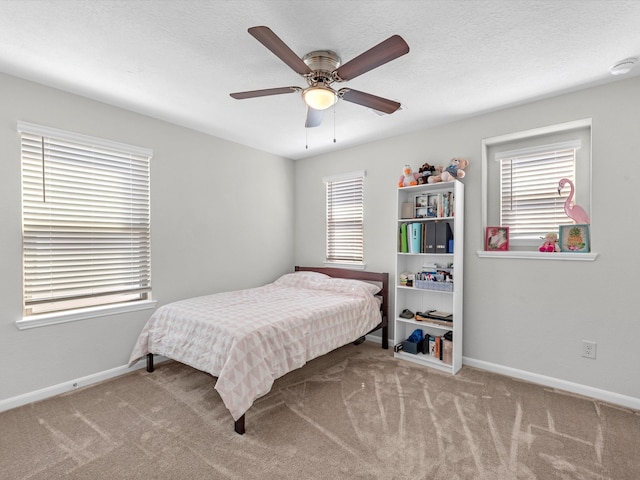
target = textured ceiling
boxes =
[0,0,639,160]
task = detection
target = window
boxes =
[324,171,364,264]
[19,122,152,317]
[498,140,581,240]
[482,119,591,249]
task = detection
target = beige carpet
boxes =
[1,342,639,479]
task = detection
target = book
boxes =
[442,339,453,365]
[414,314,453,327]
[401,202,414,219]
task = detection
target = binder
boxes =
[400,223,408,253]
[425,223,436,253]
[410,223,421,253]
[436,222,453,253]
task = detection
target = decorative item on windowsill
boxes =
[539,232,560,252]
[558,178,590,224]
[559,224,590,253]
[485,226,509,251]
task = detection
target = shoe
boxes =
[399,309,414,319]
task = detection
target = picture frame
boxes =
[559,224,590,252]
[415,194,428,208]
[415,195,428,218]
[427,194,439,217]
[485,226,509,251]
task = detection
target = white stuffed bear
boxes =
[428,158,469,183]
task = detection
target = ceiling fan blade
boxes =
[230,86,300,99]
[338,88,401,114]
[305,107,323,128]
[248,26,312,76]
[334,35,409,81]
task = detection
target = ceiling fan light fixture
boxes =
[303,86,337,110]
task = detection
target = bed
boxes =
[128,266,389,434]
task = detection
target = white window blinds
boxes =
[19,122,152,316]
[498,141,580,240]
[325,172,364,264]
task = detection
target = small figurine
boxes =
[539,232,560,252]
[558,178,590,224]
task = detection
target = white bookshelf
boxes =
[394,181,464,374]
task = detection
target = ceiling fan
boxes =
[230,26,410,128]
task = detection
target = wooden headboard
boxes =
[294,266,389,349]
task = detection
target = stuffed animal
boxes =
[428,158,469,183]
[416,163,443,184]
[398,164,420,187]
[539,232,560,252]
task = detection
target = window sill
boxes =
[15,299,157,330]
[476,250,598,261]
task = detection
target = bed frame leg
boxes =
[234,415,245,435]
[382,324,389,349]
[146,353,155,372]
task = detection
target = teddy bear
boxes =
[539,232,560,252]
[398,164,420,187]
[416,162,443,184]
[428,158,469,183]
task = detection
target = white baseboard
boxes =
[4,349,637,416]
[363,337,639,411]
[463,356,640,411]
[364,333,386,345]
[0,356,167,414]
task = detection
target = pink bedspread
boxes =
[128,274,382,420]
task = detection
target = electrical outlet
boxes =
[582,340,597,359]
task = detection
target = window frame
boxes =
[482,118,592,251]
[323,170,365,267]
[17,121,156,329]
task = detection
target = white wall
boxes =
[2,72,638,409]
[295,76,640,403]
[0,73,295,401]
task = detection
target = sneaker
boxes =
[399,309,414,319]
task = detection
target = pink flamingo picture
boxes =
[557,178,590,224]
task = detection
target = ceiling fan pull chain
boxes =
[333,105,337,143]
[305,128,309,150]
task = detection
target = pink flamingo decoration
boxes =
[557,178,590,224]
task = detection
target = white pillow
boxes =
[273,271,332,289]
[274,272,380,298]
[324,278,381,298]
